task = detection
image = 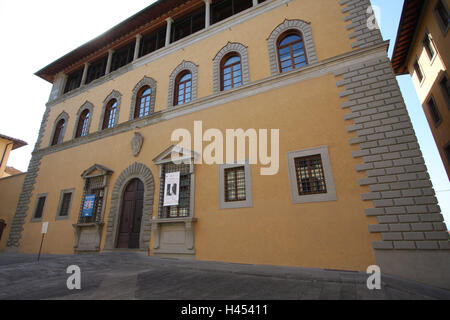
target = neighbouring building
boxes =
[0,133,27,250]
[3,0,450,289]
[392,0,450,179]
[0,134,26,178]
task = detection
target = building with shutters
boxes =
[3,0,450,289]
[392,0,450,179]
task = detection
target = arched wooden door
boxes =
[117,178,144,249]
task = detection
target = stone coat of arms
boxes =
[131,132,144,157]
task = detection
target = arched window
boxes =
[174,71,192,106]
[75,109,90,138]
[102,99,118,130]
[134,86,152,119]
[277,31,307,73]
[52,119,66,146]
[221,54,242,91]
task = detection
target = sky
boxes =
[0,0,448,224]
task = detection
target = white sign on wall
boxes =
[41,222,49,234]
[163,172,180,207]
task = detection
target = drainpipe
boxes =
[0,142,13,172]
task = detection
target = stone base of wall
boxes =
[3,246,18,253]
[374,249,450,290]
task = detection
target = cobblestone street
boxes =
[0,252,449,300]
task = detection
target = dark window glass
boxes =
[445,144,450,164]
[64,69,83,94]
[423,34,435,60]
[277,31,307,73]
[52,119,65,146]
[111,42,136,72]
[224,166,246,202]
[440,74,450,107]
[172,7,205,42]
[86,56,107,84]
[413,60,424,82]
[135,86,152,119]
[59,193,72,217]
[211,0,252,24]
[258,0,266,3]
[160,163,191,219]
[294,155,327,195]
[435,0,449,30]
[34,197,46,219]
[102,100,118,130]
[221,54,242,91]
[140,26,166,57]
[427,97,442,125]
[174,72,192,106]
[0,219,6,241]
[75,109,90,138]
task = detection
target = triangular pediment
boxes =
[81,164,113,178]
[153,145,199,165]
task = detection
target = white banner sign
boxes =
[163,172,180,207]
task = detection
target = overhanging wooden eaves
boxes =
[34,0,194,83]
[391,0,427,75]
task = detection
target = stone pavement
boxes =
[0,252,449,300]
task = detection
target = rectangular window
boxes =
[422,33,436,60]
[413,60,424,82]
[57,191,73,218]
[440,73,450,108]
[33,195,47,220]
[111,42,136,72]
[172,7,205,43]
[219,162,252,209]
[427,96,442,126]
[86,56,107,84]
[64,69,83,94]
[159,163,191,219]
[139,26,166,57]
[294,155,327,195]
[224,166,246,202]
[434,0,449,34]
[211,0,252,25]
[445,143,450,165]
[287,146,337,204]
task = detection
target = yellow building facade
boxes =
[4,0,450,289]
[392,0,450,179]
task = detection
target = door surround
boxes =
[104,162,155,251]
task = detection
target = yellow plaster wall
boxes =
[0,173,25,251]
[20,73,378,270]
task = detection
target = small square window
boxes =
[439,73,450,108]
[427,96,442,126]
[294,155,328,196]
[444,143,450,165]
[219,162,252,209]
[413,59,424,83]
[434,0,449,35]
[422,33,436,60]
[56,189,74,220]
[224,166,247,202]
[32,194,47,221]
[287,146,337,204]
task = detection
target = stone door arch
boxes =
[104,162,155,251]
